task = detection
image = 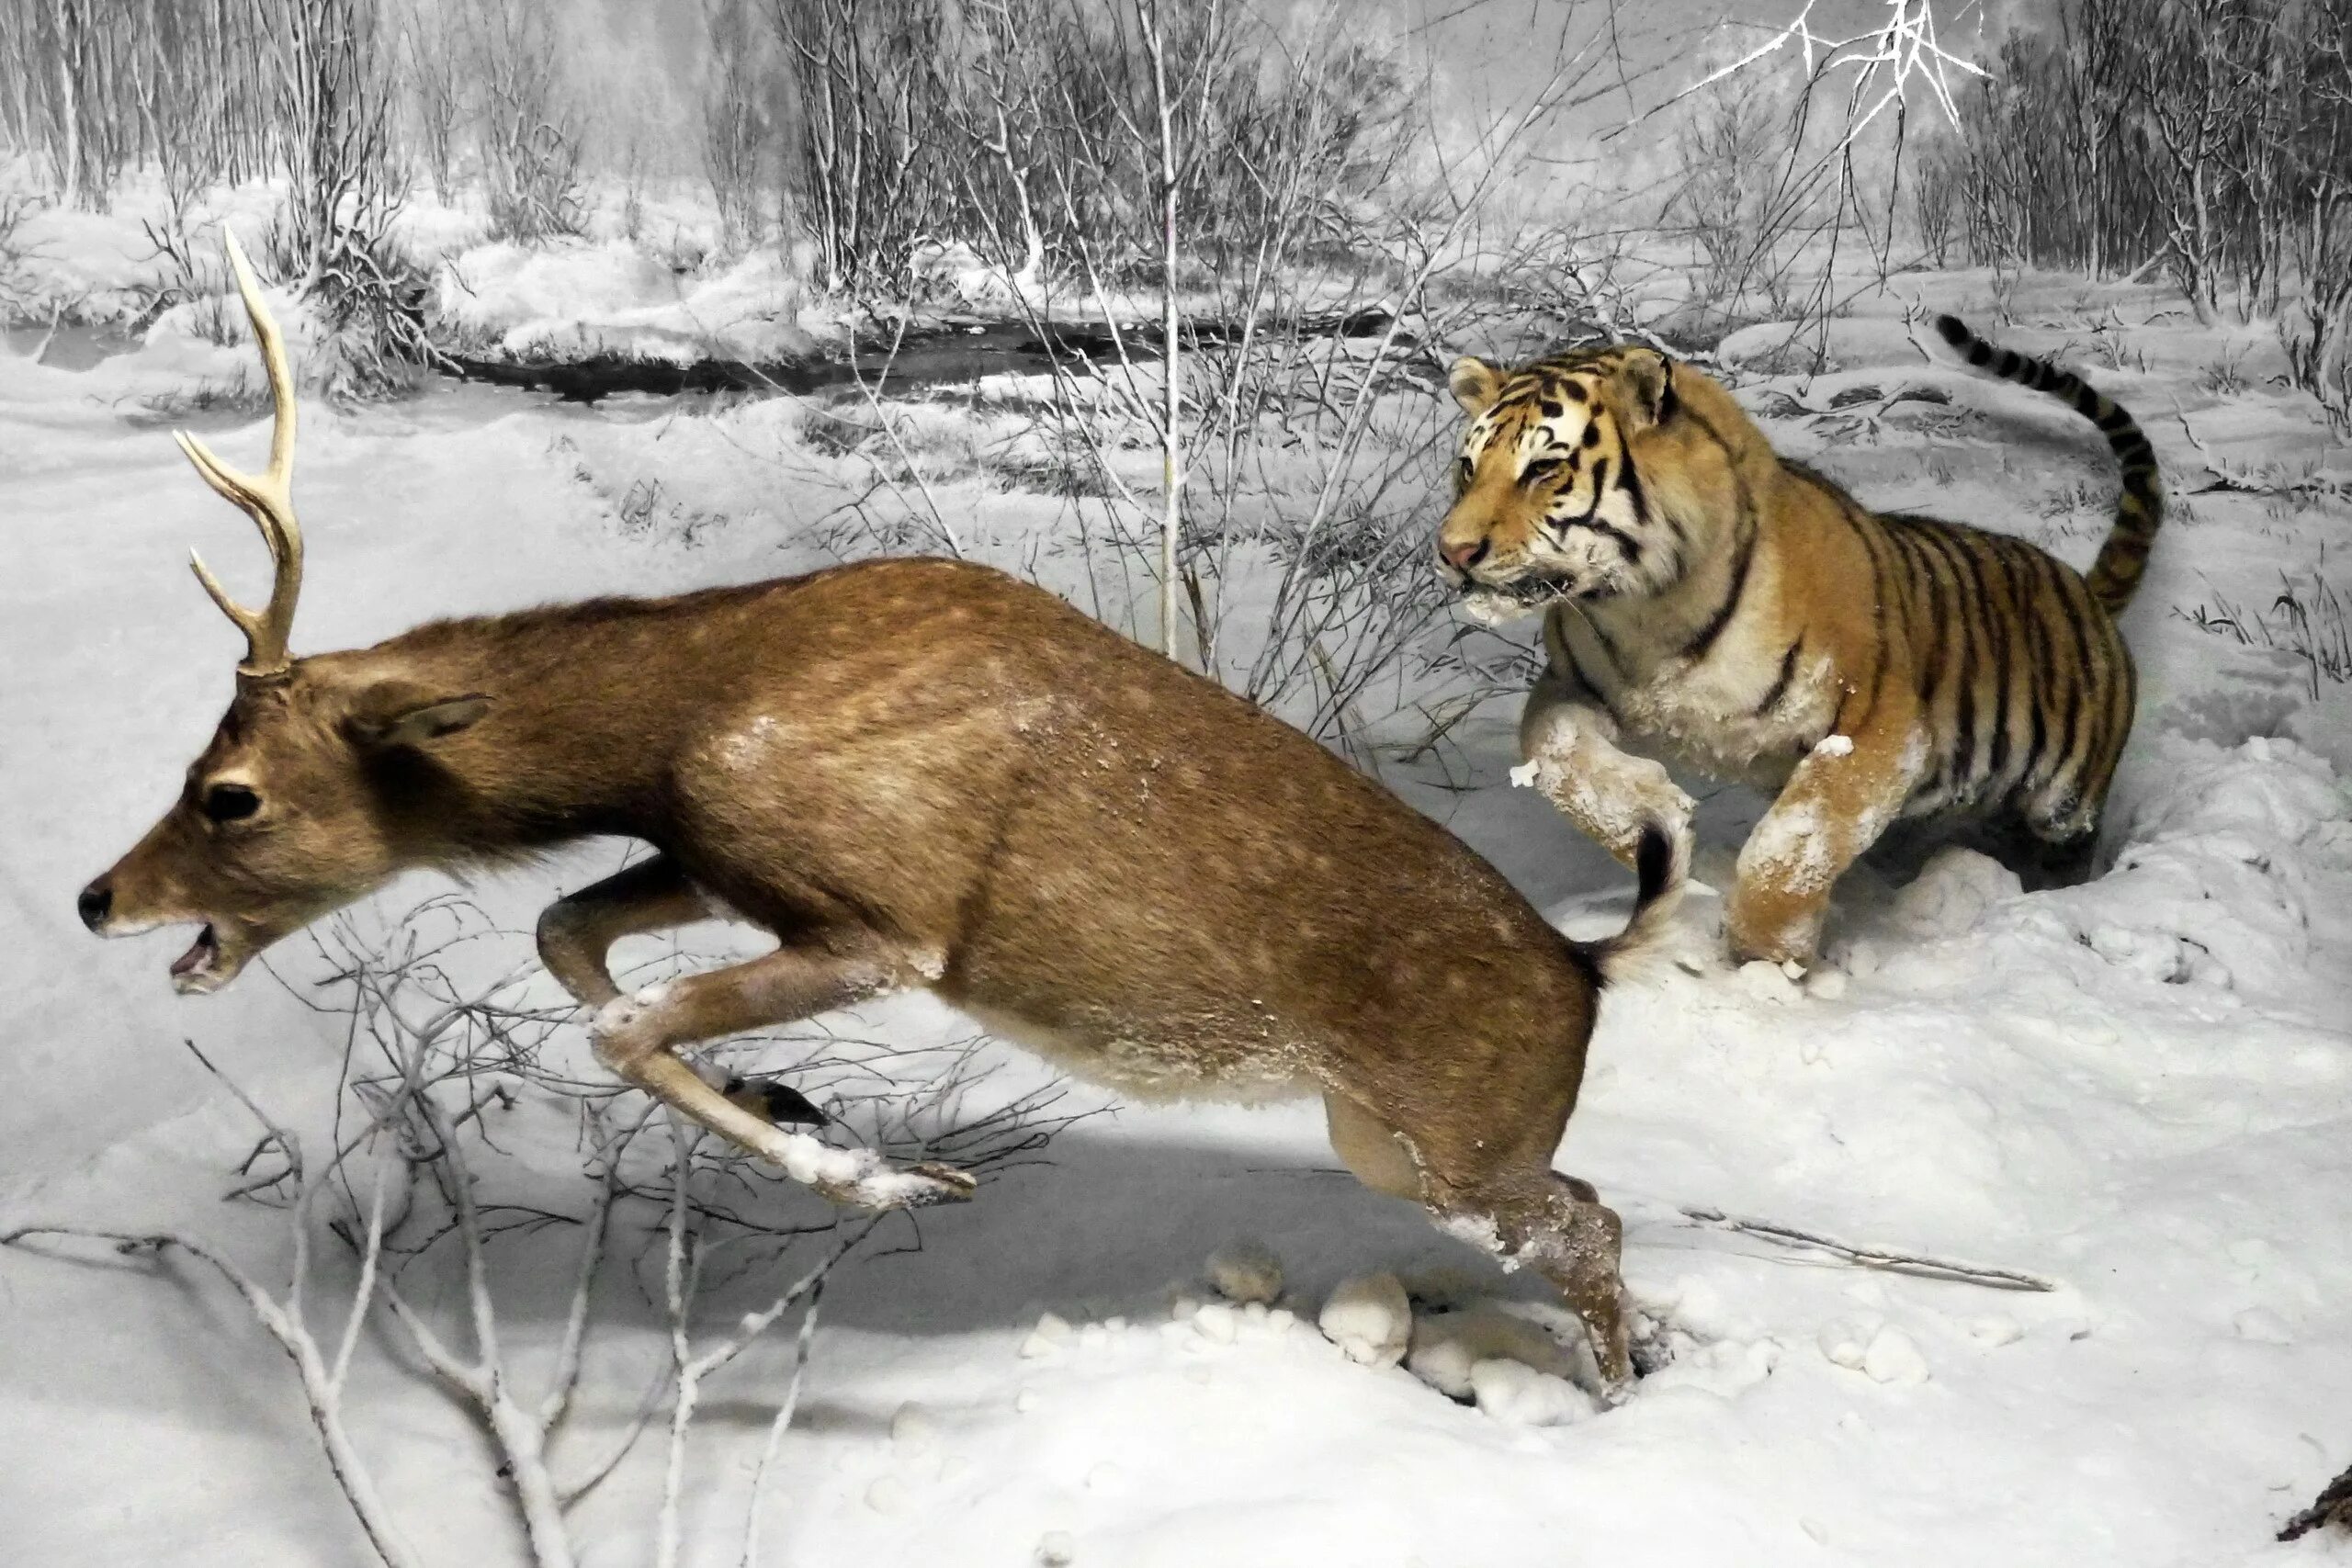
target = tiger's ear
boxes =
[1619,349,1678,433]
[1448,356,1503,416]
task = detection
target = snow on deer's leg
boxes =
[1730,724,1927,967]
[590,942,976,1210]
[1419,1167,1633,1393]
[1535,1191,1632,1393]
[1391,1094,1634,1393]
[1516,681,1695,886]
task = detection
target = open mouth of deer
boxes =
[168,923,232,993]
[171,926,221,987]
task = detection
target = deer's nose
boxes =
[77,880,111,932]
[1441,536,1491,572]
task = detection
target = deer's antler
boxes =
[176,227,303,682]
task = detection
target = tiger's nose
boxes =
[77,879,112,932]
[1440,536,1491,572]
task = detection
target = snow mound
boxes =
[890,1402,941,1450]
[1889,846,2021,937]
[1191,1302,1240,1343]
[1020,1311,1076,1359]
[1318,1273,1411,1368]
[1861,1325,1932,1385]
[1407,1303,1587,1400]
[2062,735,2346,996]
[1204,1239,1283,1305]
[1467,1358,1600,1427]
[1821,1319,1928,1383]
[437,239,819,362]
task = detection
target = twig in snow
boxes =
[1678,1205,2061,1292]
[373,1077,582,1568]
[840,312,967,560]
[657,1111,878,1568]
[2171,401,2352,502]
[2,1219,423,1568]
[31,301,62,365]
[740,1280,827,1568]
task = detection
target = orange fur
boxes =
[1438,327,2156,964]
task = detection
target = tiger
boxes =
[1433,315,2164,966]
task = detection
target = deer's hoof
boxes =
[910,1162,978,1201]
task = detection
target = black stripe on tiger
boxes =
[1935,313,2165,619]
[1679,515,1757,662]
[1833,494,1902,728]
[1949,535,1996,796]
[1754,637,1802,716]
[1908,524,1980,794]
[2044,567,2105,798]
[1988,542,2047,791]
[1978,542,2026,790]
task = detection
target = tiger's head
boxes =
[1434,346,1699,622]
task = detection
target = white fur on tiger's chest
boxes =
[1551,603,1843,791]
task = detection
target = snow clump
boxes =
[1319,1273,1412,1368]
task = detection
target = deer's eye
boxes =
[202,784,261,822]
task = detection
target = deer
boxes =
[76,232,1683,1388]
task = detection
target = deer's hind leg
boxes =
[1420,1155,1630,1392]
[1326,1091,1630,1392]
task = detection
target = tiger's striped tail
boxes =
[1934,314,2165,616]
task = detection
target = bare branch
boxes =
[1679,1205,2061,1292]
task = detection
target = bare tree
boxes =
[469,0,583,241]
[7,897,1080,1566]
[399,0,469,202]
[1930,0,2352,423]
[704,0,773,254]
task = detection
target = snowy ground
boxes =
[4,262,2351,1566]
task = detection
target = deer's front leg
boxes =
[1517,675,1696,886]
[1729,721,1926,967]
[592,939,976,1212]
[536,855,711,1008]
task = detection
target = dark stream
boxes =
[6,309,1416,409]
[4,320,141,371]
[439,308,1408,403]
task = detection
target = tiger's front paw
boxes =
[1514,736,1696,874]
[1725,883,1825,969]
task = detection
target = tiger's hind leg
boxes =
[2016,742,2123,891]
[1951,808,2099,893]
[2025,830,2099,890]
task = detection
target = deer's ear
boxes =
[345,682,492,750]
[1448,356,1503,416]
